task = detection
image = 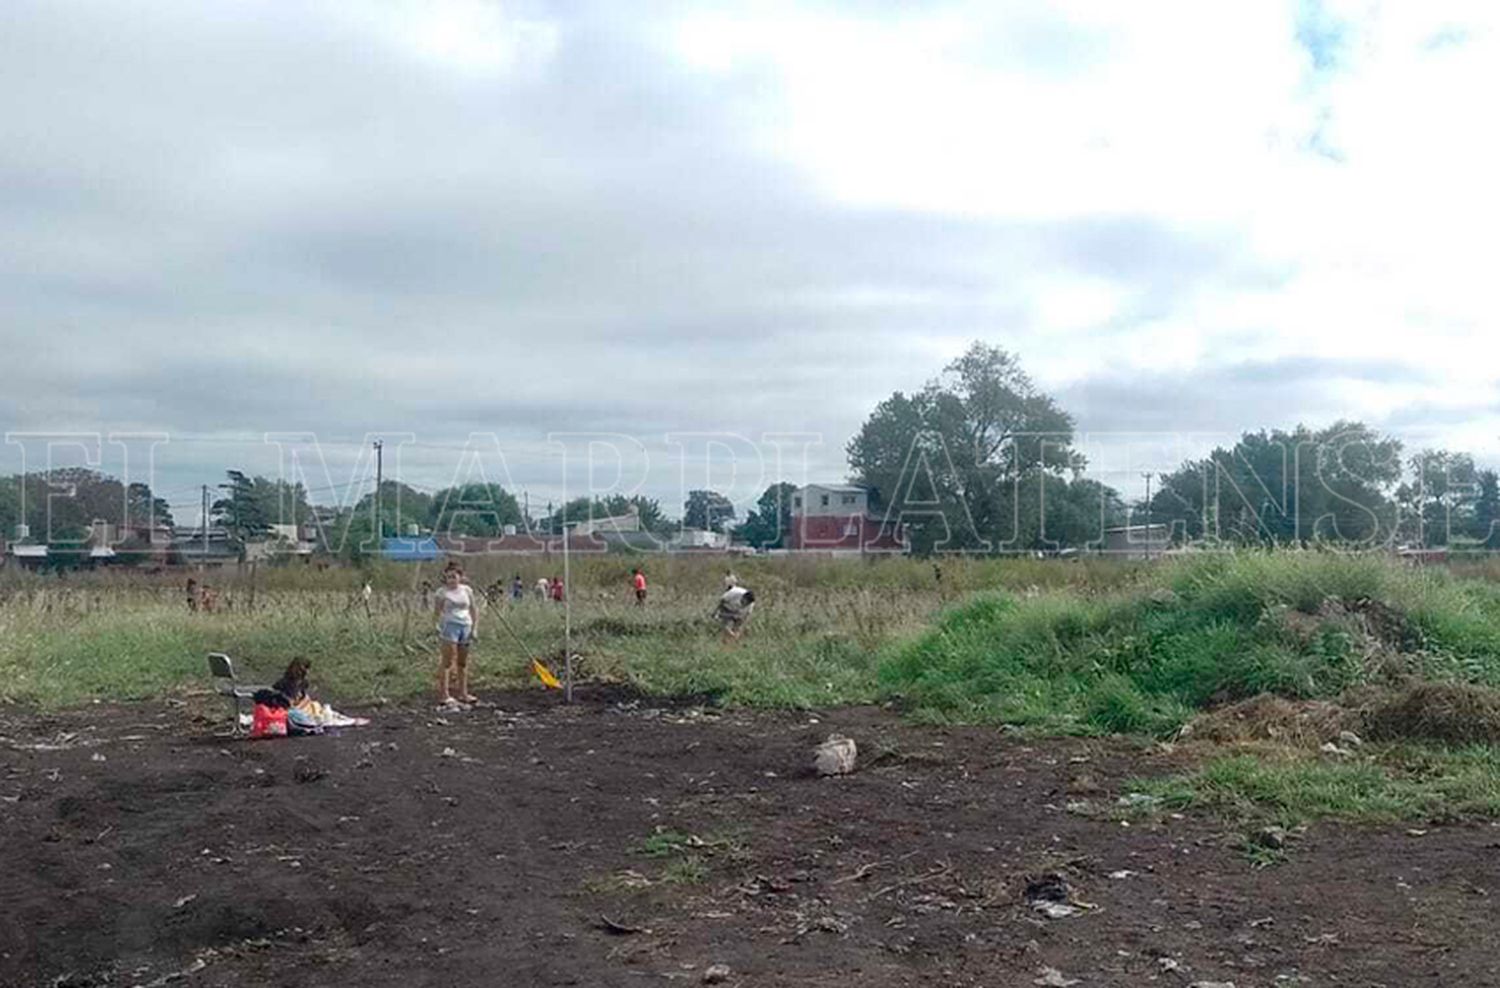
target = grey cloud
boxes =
[0,1,1318,507]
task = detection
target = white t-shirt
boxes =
[434,584,476,625]
[719,586,752,613]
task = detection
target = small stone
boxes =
[1251,826,1287,850]
[702,963,731,984]
[1034,966,1079,987]
[813,734,857,776]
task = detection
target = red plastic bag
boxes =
[250,703,288,739]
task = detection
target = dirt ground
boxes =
[4,689,1499,987]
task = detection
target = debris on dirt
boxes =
[1116,792,1161,811]
[1025,873,1070,903]
[292,758,325,784]
[1025,874,1076,917]
[90,753,106,762]
[598,915,649,936]
[1251,826,1288,850]
[440,747,457,758]
[1187,982,1236,988]
[1108,870,1135,879]
[1338,729,1364,747]
[172,894,196,909]
[1034,966,1080,987]
[814,734,857,776]
[1319,741,1355,758]
[1181,694,1358,747]
[702,962,732,983]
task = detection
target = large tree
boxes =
[212,472,312,544]
[1149,421,1402,547]
[542,494,671,535]
[430,482,524,537]
[1395,449,1480,547]
[739,482,799,548]
[1474,469,1500,549]
[847,342,1089,553]
[683,489,735,533]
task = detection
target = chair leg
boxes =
[219,695,247,737]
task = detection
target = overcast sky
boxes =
[3,0,1497,521]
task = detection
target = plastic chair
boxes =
[208,652,269,733]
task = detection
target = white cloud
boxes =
[5,0,1500,508]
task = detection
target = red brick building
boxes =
[786,484,906,553]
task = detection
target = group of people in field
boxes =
[429,563,757,710]
[183,578,220,613]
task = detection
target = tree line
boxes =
[4,342,1497,560]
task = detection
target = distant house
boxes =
[170,527,239,567]
[672,527,730,551]
[571,505,643,537]
[1101,524,1171,559]
[786,484,906,553]
[246,523,319,561]
[8,543,49,569]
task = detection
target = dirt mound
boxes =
[1363,681,1500,745]
[1180,693,1359,746]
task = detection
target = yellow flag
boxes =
[531,658,561,689]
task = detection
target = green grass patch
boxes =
[1133,745,1500,824]
[880,551,1500,736]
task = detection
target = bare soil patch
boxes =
[3,690,1499,986]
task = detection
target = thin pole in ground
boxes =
[562,518,574,704]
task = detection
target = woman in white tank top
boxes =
[432,565,480,707]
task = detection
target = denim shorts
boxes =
[438,619,473,645]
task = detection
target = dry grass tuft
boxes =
[1182,693,1360,747]
[1363,681,1500,745]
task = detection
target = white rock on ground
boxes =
[813,734,857,776]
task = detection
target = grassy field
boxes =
[8,550,1500,828]
[0,554,1145,708]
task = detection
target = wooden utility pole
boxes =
[373,439,384,541]
[1141,472,1154,560]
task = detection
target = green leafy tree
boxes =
[847,342,1089,553]
[1395,449,1480,547]
[0,469,171,565]
[126,482,174,529]
[683,489,736,533]
[543,494,670,535]
[0,478,20,538]
[430,483,524,537]
[211,471,272,544]
[349,481,433,537]
[1474,469,1500,549]
[739,482,799,548]
[1150,421,1402,547]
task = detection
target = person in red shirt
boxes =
[632,568,647,605]
[550,576,565,603]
